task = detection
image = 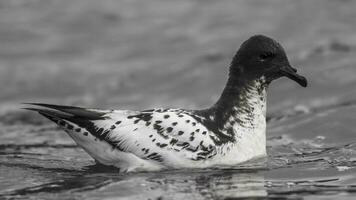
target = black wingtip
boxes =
[22,103,46,106]
[22,107,63,123]
[22,103,82,109]
[22,102,106,120]
[22,107,47,113]
[22,107,39,111]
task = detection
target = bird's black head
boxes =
[230,35,307,87]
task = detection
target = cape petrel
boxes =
[25,35,307,172]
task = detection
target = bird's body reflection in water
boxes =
[87,165,267,200]
[2,159,267,200]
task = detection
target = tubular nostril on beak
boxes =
[292,67,297,73]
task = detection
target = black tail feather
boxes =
[25,104,126,151]
[23,104,114,145]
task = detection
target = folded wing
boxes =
[25,104,218,167]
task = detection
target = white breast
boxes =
[215,81,267,165]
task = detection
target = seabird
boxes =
[24,35,307,172]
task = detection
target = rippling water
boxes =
[1,0,356,199]
[1,100,356,199]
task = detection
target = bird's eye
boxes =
[259,52,275,60]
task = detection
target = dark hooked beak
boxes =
[279,65,308,87]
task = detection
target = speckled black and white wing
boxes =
[86,109,218,166]
[25,104,218,170]
[104,109,219,163]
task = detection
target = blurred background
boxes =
[1,0,356,199]
[1,0,356,112]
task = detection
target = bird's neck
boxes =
[212,75,268,131]
[193,74,268,146]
